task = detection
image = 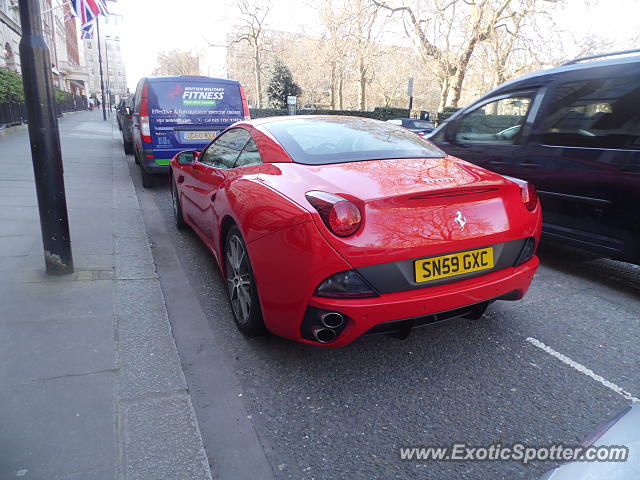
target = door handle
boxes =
[487,160,506,166]
[519,162,540,168]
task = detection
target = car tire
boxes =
[123,135,133,154]
[171,175,187,230]
[224,225,267,336]
[139,164,154,188]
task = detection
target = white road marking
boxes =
[526,337,639,403]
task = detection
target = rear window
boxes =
[148,80,243,126]
[262,117,444,165]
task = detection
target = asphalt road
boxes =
[127,151,639,480]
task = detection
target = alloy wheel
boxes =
[226,235,252,325]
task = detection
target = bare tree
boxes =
[374,0,514,111]
[228,0,271,108]
[152,50,200,76]
[348,0,382,110]
[318,0,350,109]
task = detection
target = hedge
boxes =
[436,107,461,124]
[249,106,410,121]
[0,68,24,103]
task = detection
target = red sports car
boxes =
[169,116,541,346]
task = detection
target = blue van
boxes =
[132,76,249,187]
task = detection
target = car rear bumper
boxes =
[139,149,170,174]
[301,256,539,347]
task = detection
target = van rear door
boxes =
[147,79,245,163]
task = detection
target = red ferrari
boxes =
[169,116,541,346]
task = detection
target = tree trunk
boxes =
[437,76,450,113]
[447,39,478,108]
[254,45,262,108]
[330,62,336,109]
[359,57,366,110]
[338,73,343,110]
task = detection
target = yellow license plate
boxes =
[186,131,217,140]
[414,247,494,283]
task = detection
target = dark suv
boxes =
[429,50,640,263]
[118,96,134,154]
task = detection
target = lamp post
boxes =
[18,0,73,275]
[96,15,106,121]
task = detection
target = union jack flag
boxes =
[80,19,96,39]
[70,0,109,33]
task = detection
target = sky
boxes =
[115,0,640,91]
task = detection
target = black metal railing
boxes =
[0,93,89,128]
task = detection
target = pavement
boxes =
[0,111,213,480]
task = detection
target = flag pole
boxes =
[96,15,107,121]
[41,0,71,16]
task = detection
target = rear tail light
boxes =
[504,176,538,211]
[314,270,378,298]
[140,83,152,143]
[523,182,538,211]
[305,191,362,237]
[239,86,250,120]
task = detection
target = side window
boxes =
[538,77,640,150]
[234,138,262,168]
[199,128,250,169]
[454,95,533,144]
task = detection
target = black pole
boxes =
[18,0,73,275]
[96,16,106,121]
[104,38,111,114]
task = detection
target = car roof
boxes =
[486,54,640,96]
[141,75,240,85]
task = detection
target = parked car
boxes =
[132,75,250,187]
[541,403,638,479]
[120,95,135,154]
[169,116,541,346]
[116,97,127,130]
[428,50,640,263]
[387,117,436,137]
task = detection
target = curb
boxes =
[111,125,214,479]
[130,161,275,479]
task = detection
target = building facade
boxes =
[1,0,89,98]
[82,11,127,105]
[0,0,21,72]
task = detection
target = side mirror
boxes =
[177,151,198,165]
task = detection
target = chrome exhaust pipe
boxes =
[311,327,337,343]
[320,312,344,329]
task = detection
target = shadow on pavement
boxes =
[538,240,640,295]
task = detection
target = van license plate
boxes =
[185,131,218,140]
[414,247,494,283]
